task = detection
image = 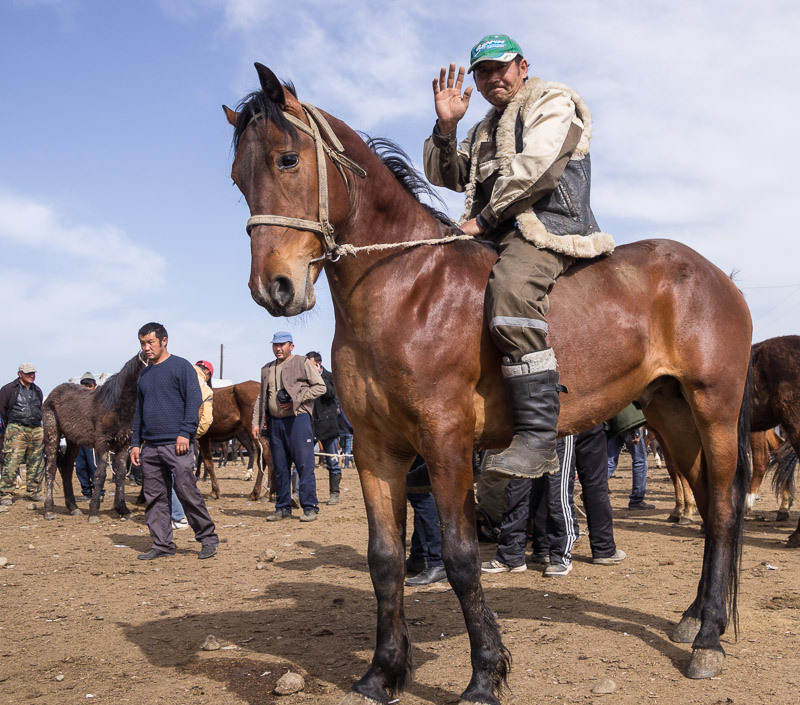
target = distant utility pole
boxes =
[219,344,224,380]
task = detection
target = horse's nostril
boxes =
[269,276,294,308]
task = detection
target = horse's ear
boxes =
[222,105,239,126]
[255,63,286,106]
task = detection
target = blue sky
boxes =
[2,0,799,394]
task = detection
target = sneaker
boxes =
[24,492,43,502]
[628,501,656,510]
[172,518,189,530]
[592,549,627,565]
[198,543,217,560]
[299,508,318,522]
[0,496,12,506]
[544,561,573,577]
[481,559,527,573]
[528,553,550,565]
[266,508,292,522]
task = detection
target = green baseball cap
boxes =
[468,34,524,73]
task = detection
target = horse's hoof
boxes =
[337,692,384,705]
[87,515,101,524]
[671,616,701,643]
[685,648,724,679]
[677,516,693,526]
[44,511,56,521]
[249,493,259,501]
[786,533,800,548]
[245,472,253,481]
[70,508,83,517]
[776,510,790,522]
[666,514,680,523]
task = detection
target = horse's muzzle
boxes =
[250,274,310,317]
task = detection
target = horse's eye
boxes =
[278,153,299,169]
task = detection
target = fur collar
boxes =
[461,79,615,259]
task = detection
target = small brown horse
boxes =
[42,353,147,522]
[196,381,271,500]
[224,64,752,703]
[746,429,790,519]
[749,335,800,545]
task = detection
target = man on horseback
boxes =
[424,34,614,479]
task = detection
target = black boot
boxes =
[484,365,562,480]
[327,472,341,505]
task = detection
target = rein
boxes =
[244,102,474,263]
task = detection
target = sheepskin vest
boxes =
[462,78,615,259]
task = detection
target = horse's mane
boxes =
[95,354,142,411]
[362,136,454,226]
[232,82,299,153]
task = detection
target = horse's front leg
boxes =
[87,447,110,523]
[426,434,510,705]
[111,449,130,518]
[341,439,413,705]
[61,444,81,517]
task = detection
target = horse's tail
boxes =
[770,439,797,502]
[729,355,753,638]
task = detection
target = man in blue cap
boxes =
[424,34,615,481]
[251,331,326,521]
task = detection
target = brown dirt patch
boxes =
[1,455,799,704]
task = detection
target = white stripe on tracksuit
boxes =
[558,434,579,564]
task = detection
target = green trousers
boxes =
[0,423,45,496]
[485,230,573,362]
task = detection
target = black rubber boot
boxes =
[327,472,341,505]
[484,368,561,479]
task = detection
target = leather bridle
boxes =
[244,102,367,263]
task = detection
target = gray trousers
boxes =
[141,442,218,553]
[486,230,573,361]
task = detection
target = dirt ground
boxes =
[1,453,799,705]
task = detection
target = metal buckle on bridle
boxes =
[244,103,366,264]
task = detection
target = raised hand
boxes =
[433,63,472,135]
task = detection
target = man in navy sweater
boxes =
[130,322,219,560]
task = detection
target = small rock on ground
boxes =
[592,679,617,694]
[274,671,304,695]
[201,635,221,651]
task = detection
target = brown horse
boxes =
[196,381,271,500]
[746,428,790,518]
[671,336,800,532]
[749,335,800,545]
[42,353,147,522]
[224,64,752,703]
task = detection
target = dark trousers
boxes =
[496,463,575,567]
[141,442,218,553]
[573,424,617,558]
[319,436,341,474]
[408,491,443,568]
[75,446,96,497]
[269,414,318,512]
[530,425,617,560]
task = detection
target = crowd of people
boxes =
[1,326,654,578]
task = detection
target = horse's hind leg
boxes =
[652,384,746,679]
[343,439,414,705]
[426,438,510,705]
[746,431,769,513]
